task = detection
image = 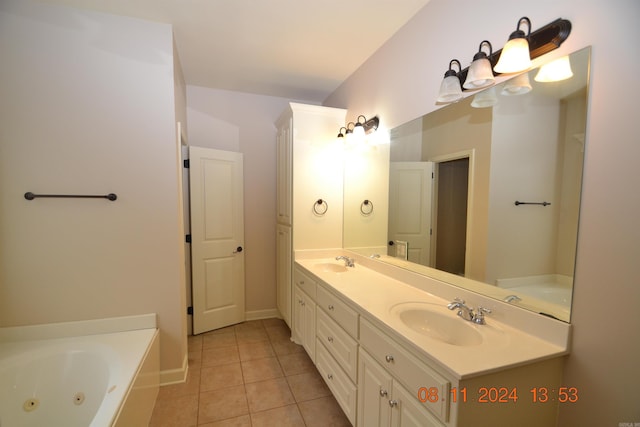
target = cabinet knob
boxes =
[327,374,333,380]
[327,336,334,343]
[385,355,394,363]
[379,389,388,397]
[389,400,398,408]
[328,304,334,310]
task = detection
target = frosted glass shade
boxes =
[437,75,463,103]
[464,57,495,89]
[534,56,573,82]
[494,38,531,74]
[471,87,498,108]
[501,72,532,96]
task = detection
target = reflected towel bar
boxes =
[514,200,550,206]
[24,192,117,201]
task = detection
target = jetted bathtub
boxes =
[0,314,159,427]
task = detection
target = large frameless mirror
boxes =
[343,47,591,322]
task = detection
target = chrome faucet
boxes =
[447,298,492,324]
[335,256,355,267]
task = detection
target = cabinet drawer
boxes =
[360,317,450,422]
[315,339,357,425]
[316,285,358,337]
[316,309,358,381]
[293,267,316,299]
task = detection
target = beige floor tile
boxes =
[149,393,198,427]
[202,345,240,367]
[203,332,237,349]
[235,327,269,344]
[271,339,305,357]
[286,370,332,402]
[238,340,275,361]
[241,356,284,383]
[261,317,287,328]
[198,385,249,424]
[277,351,316,376]
[244,377,296,413]
[234,320,264,331]
[250,404,306,427]
[265,323,292,341]
[188,334,203,351]
[298,396,352,427]
[200,363,243,391]
[198,414,251,427]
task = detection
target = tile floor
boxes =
[149,318,352,426]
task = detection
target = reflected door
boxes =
[388,162,434,266]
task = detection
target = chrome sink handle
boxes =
[472,306,492,324]
[335,255,355,267]
[448,297,475,321]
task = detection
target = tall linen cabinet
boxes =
[275,103,346,335]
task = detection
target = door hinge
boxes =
[432,172,434,179]
[187,306,193,315]
[183,159,190,168]
[185,234,191,243]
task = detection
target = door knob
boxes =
[233,246,243,253]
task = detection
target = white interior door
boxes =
[189,146,245,334]
[388,162,434,266]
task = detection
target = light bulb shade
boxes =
[464,57,495,89]
[501,72,532,96]
[534,56,573,82]
[471,87,498,108]
[353,123,365,138]
[494,37,531,74]
[437,75,463,103]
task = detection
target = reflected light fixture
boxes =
[337,126,347,139]
[464,40,495,90]
[437,59,463,104]
[471,86,498,108]
[338,116,379,144]
[494,17,532,74]
[501,72,532,96]
[534,55,573,82]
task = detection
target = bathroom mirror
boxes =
[343,47,591,322]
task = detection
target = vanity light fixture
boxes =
[494,17,532,74]
[353,115,367,139]
[437,59,463,104]
[534,55,573,82]
[337,126,347,139]
[338,116,380,143]
[464,40,495,90]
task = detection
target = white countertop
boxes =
[295,256,570,380]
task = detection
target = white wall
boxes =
[325,0,640,424]
[186,86,298,316]
[0,0,187,377]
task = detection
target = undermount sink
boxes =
[314,262,349,273]
[390,302,483,346]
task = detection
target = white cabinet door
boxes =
[276,117,292,226]
[358,350,393,427]
[390,382,441,427]
[292,284,315,360]
[276,224,292,327]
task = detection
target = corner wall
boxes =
[0,0,187,377]
[324,0,640,424]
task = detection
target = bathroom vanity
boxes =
[292,252,571,427]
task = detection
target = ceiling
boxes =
[39,0,430,103]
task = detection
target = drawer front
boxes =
[316,285,358,337]
[316,309,358,381]
[315,339,357,425]
[360,317,450,422]
[293,267,316,299]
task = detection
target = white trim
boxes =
[160,352,189,386]
[245,309,281,321]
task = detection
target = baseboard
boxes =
[159,352,188,386]
[245,308,281,321]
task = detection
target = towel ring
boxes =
[313,199,328,216]
[360,199,374,216]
